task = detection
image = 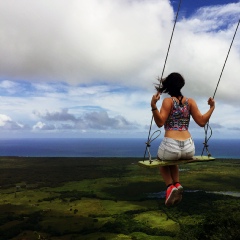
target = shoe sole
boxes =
[177,186,183,194]
[165,189,178,207]
[174,187,183,205]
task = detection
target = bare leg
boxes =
[160,165,179,186]
[169,165,179,184]
[159,166,173,186]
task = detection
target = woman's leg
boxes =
[159,165,179,186]
[169,165,179,183]
[160,166,179,206]
[158,138,182,206]
[159,166,173,186]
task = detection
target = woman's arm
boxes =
[151,93,172,127]
[189,97,215,127]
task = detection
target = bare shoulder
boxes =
[187,98,199,113]
[187,98,196,105]
[162,97,173,105]
[161,97,173,111]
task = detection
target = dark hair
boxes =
[155,72,185,97]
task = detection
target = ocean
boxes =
[0,138,239,159]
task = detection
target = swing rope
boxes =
[213,19,240,100]
[143,0,182,161]
[201,18,240,157]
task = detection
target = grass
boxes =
[133,210,179,231]
[0,157,240,239]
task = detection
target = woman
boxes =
[151,72,215,207]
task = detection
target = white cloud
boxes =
[0,0,172,86]
[32,108,138,132]
[0,114,12,126]
[0,1,239,100]
[33,121,44,130]
[0,0,239,138]
[0,114,27,130]
[181,3,240,33]
[0,80,23,94]
[33,109,77,122]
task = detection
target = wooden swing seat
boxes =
[138,155,215,168]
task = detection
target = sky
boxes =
[0,0,240,139]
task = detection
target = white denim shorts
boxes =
[157,137,195,161]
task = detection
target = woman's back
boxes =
[164,97,190,131]
[163,96,192,140]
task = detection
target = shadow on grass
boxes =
[101,180,165,201]
[191,174,240,191]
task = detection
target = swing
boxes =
[138,156,215,168]
[138,1,240,168]
[139,125,215,168]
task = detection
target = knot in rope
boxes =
[144,129,161,163]
[201,123,212,157]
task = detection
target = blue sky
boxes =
[0,0,240,139]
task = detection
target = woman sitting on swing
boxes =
[151,72,215,206]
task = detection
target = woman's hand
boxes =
[208,97,215,108]
[151,92,160,108]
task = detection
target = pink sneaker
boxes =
[174,183,183,193]
[165,185,178,207]
[174,182,183,194]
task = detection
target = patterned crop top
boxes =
[164,97,190,131]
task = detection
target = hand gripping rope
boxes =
[201,18,240,157]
